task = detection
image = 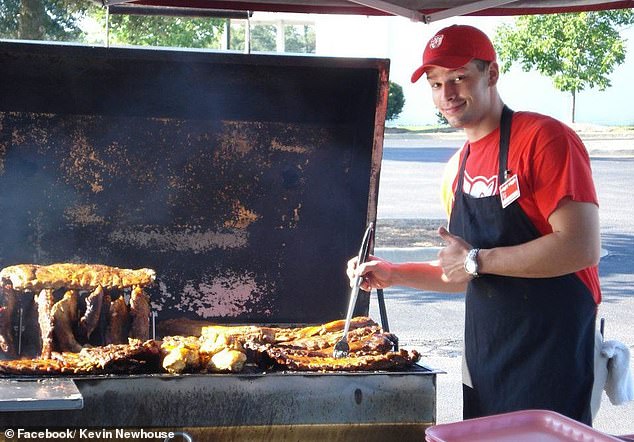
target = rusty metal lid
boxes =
[0,41,388,324]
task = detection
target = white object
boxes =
[591,330,634,420]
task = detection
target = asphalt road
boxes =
[370,139,634,436]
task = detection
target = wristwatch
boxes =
[464,248,480,278]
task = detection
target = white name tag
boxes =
[500,174,520,208]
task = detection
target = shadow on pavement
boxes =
[599,232,634,302]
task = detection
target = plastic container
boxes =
[425,409,622,442]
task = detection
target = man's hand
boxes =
[437,227,474,283]
[346,255,394,291]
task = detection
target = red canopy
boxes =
[99,0,634,22]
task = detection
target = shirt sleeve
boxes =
[527,121,598,221]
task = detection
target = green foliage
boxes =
[229,21,246,51]
[1,0,225,48]
[285,24,316,53]
[96,11,225,48]
[229,22,315,53]
[1,2,316,54]
[436,111,449,126]
[495,11,634,95]
[250,24,277,52]
[0,0,95,40]
[386,81,405,121]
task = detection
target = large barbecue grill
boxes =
[0,40,439,440]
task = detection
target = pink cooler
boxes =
[425,409,622,442]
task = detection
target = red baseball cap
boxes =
[411,25,496,83]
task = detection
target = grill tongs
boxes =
[333,222,374,359]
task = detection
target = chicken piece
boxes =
[160,336,201,374]
[78,285,104,342]
[36,289,55,359]
[207,348,247,373]
[105,296,128,345]
[0,278,17,358]
[0,263,156,292]
[199,332,245,366]
[51,290,82,353]
[129,286,150,341]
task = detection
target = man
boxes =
[348,24,600,425]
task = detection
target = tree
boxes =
[250,24,277,52]
[285,24,316,53]
[495,10,634,123]
[386,81,405,122]
[1,0,226,49]
[101,13,225,49]
[436,111,449,126]
[0,0,94,41]
[229,22,316,54]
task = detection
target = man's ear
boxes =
[488,61,500,86]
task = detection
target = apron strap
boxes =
[498,105,514,183]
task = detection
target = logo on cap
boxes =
[429,34,444,49]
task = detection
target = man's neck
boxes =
[464,99,505,143]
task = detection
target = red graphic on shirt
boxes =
[462,171,498,197]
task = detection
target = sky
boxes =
[310,14,634,127]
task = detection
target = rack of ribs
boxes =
[0,263,156,359]
[0,264,155,292]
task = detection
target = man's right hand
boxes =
[346,255,394,291]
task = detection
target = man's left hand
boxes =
[437,226,474,283]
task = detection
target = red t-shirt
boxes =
[441,111,601,304]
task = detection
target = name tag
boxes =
[500,174,520,208]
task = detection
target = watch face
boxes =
[465,249,479,275]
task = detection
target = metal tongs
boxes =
[333,222,374,359]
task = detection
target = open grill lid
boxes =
[97,0,634,22]
[0,41,387,325]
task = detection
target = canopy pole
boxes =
[425,0,519,22]
[347,0,426,21]
[349,0,519,23]
[105,5,110,48]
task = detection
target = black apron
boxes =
[449,106,597,425]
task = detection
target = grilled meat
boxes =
[78,339,161,374]
[35,289,55,359]
[160,335,201,374]
[78,285,104,342]
[105,296,129,345]
[0,356,71,375]
[243,322,408,371]
[129,286,150,341]
[0,316,419,375]
[208,348,247,373]
[261,348,420,372]
[0,340,161,375]
[51,290,82,353]
[0,278,17,358]
[272,316,376,343]
[200,324,276,345]
[0,263,156,292]
[199,331,246,368]
[95,293,112,345]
